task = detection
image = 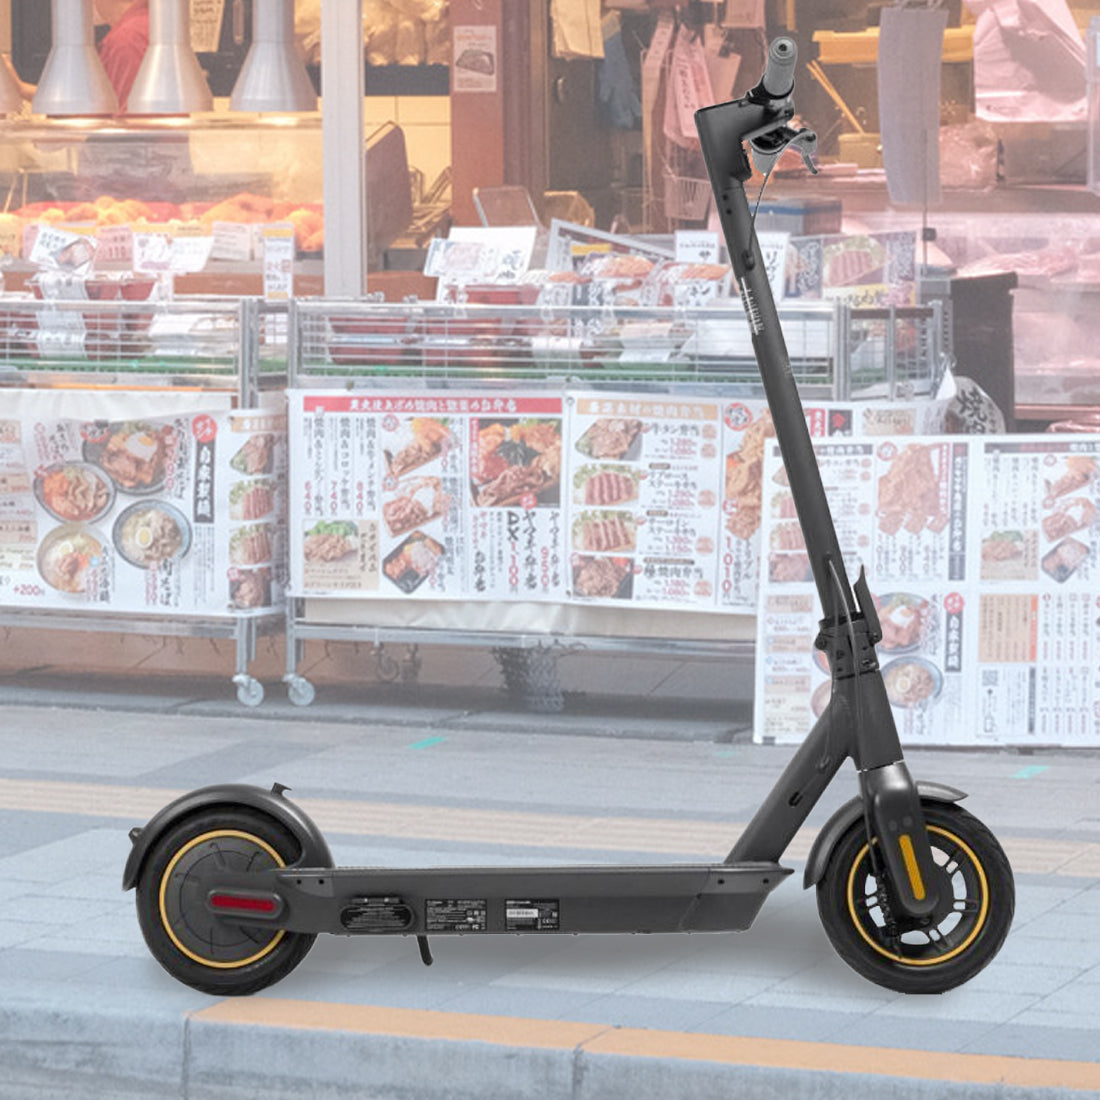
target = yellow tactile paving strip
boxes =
[2,776,1098,877]
[194,999,1100,1090]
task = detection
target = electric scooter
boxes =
[123,38,1014,997]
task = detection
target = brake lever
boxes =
[750,125,819,177]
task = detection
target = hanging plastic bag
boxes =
[663,25,715,148]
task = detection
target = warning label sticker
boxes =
[505,899,560,932]
[426,899,487,933]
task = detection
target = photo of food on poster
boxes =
[566,394,722,608]
[0,401,285,617]
[718,398,958,613]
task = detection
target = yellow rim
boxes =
[158,829,286,970]
[846,825,990,967]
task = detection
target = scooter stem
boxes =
[695,50,941,919]
[700,155,853,621]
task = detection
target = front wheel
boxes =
[817,801,1014,994]
[134,807,317,996]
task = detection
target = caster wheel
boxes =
[817,800,1014,994]
[287,677,315,707]
[134,807,318,995]
[235,677,264,707]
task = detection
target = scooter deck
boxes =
[204,861,793,937]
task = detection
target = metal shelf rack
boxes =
[0,295,286,707]
[282,296,945,708]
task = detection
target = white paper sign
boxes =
[29,226,97,273]
[675,230,721,264]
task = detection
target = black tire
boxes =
[816,801,1014,994]
[134,807,318,996]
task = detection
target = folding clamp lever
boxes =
[749,125,818,177]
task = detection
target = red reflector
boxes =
[210,893,278,914]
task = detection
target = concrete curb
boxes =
[5,991,1100,1100]
[0,676,749,741]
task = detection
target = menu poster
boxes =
[784,231,917,307]
[0,400,284,617]
[975,438,1100,745]
[223,409,288,616]
[754,433,1100,746]
[566,394,722,608]
[290,393,566,601]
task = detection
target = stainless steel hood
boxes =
[32,0,119,117]
[127,0,213,114]
[231,0,317,113]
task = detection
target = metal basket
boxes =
[663,170,712,221]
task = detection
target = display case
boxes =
[0,114,326,293]
[279,295,947,707]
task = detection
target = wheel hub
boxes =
[159,829,286,968]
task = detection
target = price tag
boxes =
[210,221,254,262]
[133,232,173,272]
[675,230,721,264]
[169,236,214,273]
[36,307,86,358]
[29,224,97,272]
[96,225,134,268]
[262,224,295,301]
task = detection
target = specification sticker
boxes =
[505,899,560,932]
[426,899,487,933]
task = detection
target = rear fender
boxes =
[802,781,965,889]
[122,783,333,891]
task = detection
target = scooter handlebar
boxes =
[760,36,797,101]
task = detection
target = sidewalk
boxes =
[1,677,1099,1099]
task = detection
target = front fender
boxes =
[122,783,333,891]
[802,781,966,889]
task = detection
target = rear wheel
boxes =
[817,801,1014,994]
[135,807,317,995]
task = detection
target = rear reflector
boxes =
[209,893,279,914]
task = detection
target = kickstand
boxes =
[417,935,434,966]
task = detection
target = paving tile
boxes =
[0,947,109,983]
[964,1021,1100,1062]
[0,893,129,926]
[1028,981,1100,1018]
[558,991,732,1032]
[1050,883,1100,914]
[963,960,1079,996]
[693,1002,868,1043]
[995,1009,1100,1038]
[872,988,1040,1024]
[1015,911,1100,943]
[431,982,603,1021]
[746,989,899,1016]
[1010,884,1086,924]
[39,872,130,902]
[0,828,131,883]
[759,959,902,1004]
[835,1014,998,1054]
[616,967,777,1005]
[997,933,1100,969]
[17,934,151,960]
[0,919,70,950]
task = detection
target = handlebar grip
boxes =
[761,37,797,99]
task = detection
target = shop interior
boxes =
[0,1,1097,430]
[0,1,1099,727]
